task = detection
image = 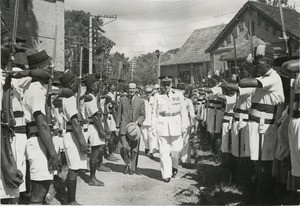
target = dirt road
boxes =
[51,141,199,205]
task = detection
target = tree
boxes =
[65,10,115,75]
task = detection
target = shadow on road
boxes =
[104,162,162,181]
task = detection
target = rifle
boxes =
[77,46,83,123]
[46,26,57,128]
[1,0,19,170]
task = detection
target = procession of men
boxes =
[1,0,300,205]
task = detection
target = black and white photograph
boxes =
[0,0,299,205]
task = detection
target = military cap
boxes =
[59,70,77,87]
[159,75,173,82]
[84,74,98,90]
[27,50,51,69]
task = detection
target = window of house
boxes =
[226,34,232,44]
[238,22,245,32]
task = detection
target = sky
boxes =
[64,0,300,58]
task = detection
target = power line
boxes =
[106,10,237,33]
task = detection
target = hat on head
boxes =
[177,83,185,90]
[254,43,275,63]
[159,75,173,83]
[212,70,220,81]
[273,56,293,78]
[27,50,51,69]
[207,74,211,79]
[59,70,77,87]
[84,74,98,90]
[241,61,253,72]
[145,86,153,93]
[125,122,141,141]
[154,84,160,89]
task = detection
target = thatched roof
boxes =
[161,24,226,66]
[206,1,300,53]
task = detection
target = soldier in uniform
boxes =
[282,60,300,189]
[141,86,157,159]
[221,60,256,203]
[200,71,224,153]
[83,75,111,179]
[239,44,284,204]
[58,70,91,204]
[152,76,188,182]
[11,50,61,204]
[176,83,195,166]
[0,43,24,203]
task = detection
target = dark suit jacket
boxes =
[116,94,145,135]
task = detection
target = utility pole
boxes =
[155,50,161,85]
[88,14,117,74]
[89,14,93,74]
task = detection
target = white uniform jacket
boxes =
[153,89,189,137]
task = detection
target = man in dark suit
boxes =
[116,82,145,174]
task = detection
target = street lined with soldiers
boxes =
[0,0,300,205]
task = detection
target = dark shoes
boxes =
[145,149,150,155]
[162,178,171,183]
[149,153,154,160]
[172,167,178,178]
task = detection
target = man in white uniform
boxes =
[176,83,195,165]
[239,44,284,204]
[282,60,300,187]
[153,76,188,182]
[141,86,157,159]
[15,50,61,204]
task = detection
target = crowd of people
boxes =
[192,43,300,204]
[0,27,197,204]
[0,20,299,205]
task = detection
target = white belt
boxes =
[250,108,274,120]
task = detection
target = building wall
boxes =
[1,0,65,71]
[210,7,299,72]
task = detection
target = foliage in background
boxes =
[65,10,115,75]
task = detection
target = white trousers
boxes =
[288,117,300,177]
[141,125,157,153]
[158,135,183,179]
[181,129,191,163]
[0,133,27,199]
